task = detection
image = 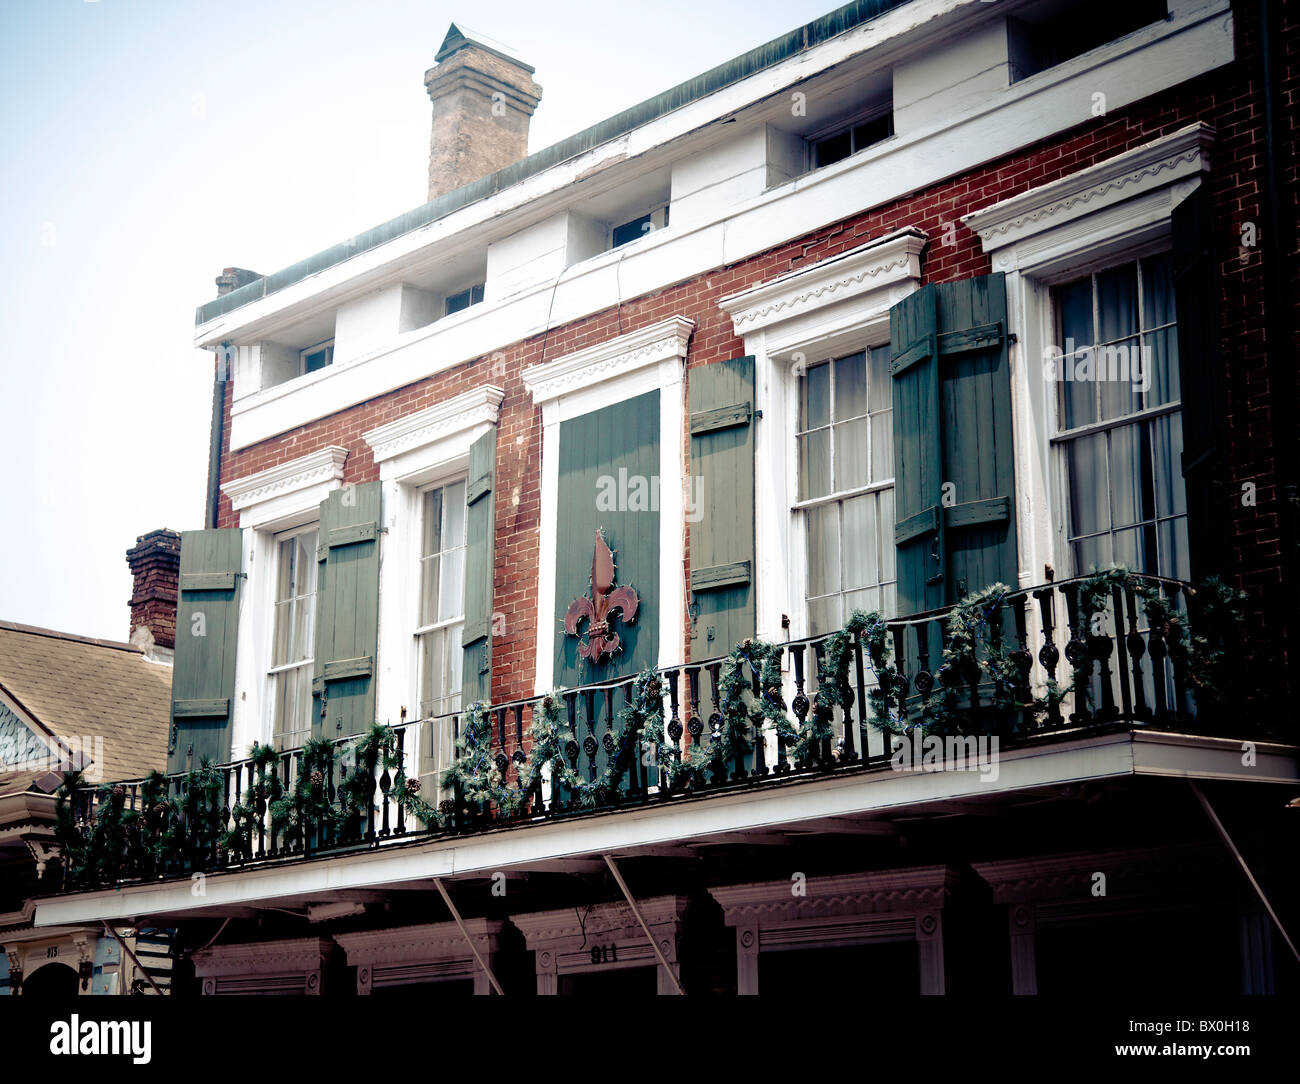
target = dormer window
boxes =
[300,340,334,375]
[445,283,485,315]
[611,205,669,249]
[811,109,894,169]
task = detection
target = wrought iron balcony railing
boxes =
[57,573,1252,889]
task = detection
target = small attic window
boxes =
[812,110,894,169]
[1008,0,1168,82]
[612,205,669,249]
[300,340,334,375]
[445,283,485,315]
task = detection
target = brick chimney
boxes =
[425,24,542,202]
[126,529,181,662]
[215,267,261,297]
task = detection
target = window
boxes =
[1008,0,1168,82]
[300,340,334,375]
[611,205,669,249]
[416,479,468,720]
[797,348,896,634]
[444,284,484,316]
[811,111,894,170]
[1052,253,1187,580]
[269,527,318,750]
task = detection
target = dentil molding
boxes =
[220,445,348,515]
[718,227,928,335]
[362,385,504,465]
[521,316,694,407]
[962,123,1215,254]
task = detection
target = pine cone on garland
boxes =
[310,770,324,787]
[404,777,421,796]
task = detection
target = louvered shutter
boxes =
[311,482,382,739]
[890,273,1018,616]
[689,356,756,655]
[168,528,242,772]
[461,426,497,706]
[1172,184,1228,580]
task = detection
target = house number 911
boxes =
[590,944,618,964]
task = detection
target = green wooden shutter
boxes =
[890,274,1018,616]
[312,482,382,739]
[1172,184,1228,581]
[461,426,497,706]
[689,356,756,655]
[168,529,242,773]
[554,393,659,687]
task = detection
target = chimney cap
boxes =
[435,22,535,72]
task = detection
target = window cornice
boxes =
[962,123,1215,257]
[718,228,927,337]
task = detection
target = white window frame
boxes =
[299,339,335,375]
[719,228,926,646]
[521,316,693,694]
[220,445,349,755]
[962,122,1213,586]
[413,475,469,721]
[266,522,320,750]
[1047,254,1187,579]
[794,347,898,633]
[363,385,504,730]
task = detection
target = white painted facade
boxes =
[203,0,1234,453]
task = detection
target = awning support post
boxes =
[1189,780,1299,965]
[603,852,685,995]
[101,921,166,996]
[432,876,505,995]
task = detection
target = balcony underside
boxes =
[34,730,1298,927]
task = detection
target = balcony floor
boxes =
[33,729,1298,928]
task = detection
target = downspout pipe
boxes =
[1256,0,1298,675]
[204,347,226,530]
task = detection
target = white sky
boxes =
[0,0,838,642]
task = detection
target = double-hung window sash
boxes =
[1052,254,1188,581]
[269,528,318,750]
[796,347,897,634]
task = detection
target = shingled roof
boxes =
[0,621,171,783]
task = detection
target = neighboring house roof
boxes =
[0,621,170,783]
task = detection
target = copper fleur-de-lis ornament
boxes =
[564,529,639,662]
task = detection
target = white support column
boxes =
[1008,903,1038,996]
[736,926,760,995]
[915,910,946,995]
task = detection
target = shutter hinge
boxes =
[1007,333,1018,345]
[753,409,763,419]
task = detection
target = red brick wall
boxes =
[214,0,1295,702]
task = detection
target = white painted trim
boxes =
[521,316,694,409]
[718,229,927,336]
[514,896,687,994]
[220,445,348,531]
[524,317,694,693]
[33,732,1297,928]
[363,385,504,473]
[961,123,1215,259]
[213,2,1234,450]
[963,126,1212,585]
[721,230,922,676]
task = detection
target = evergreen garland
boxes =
[53,571,1252,885]
[220,744,282,859]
